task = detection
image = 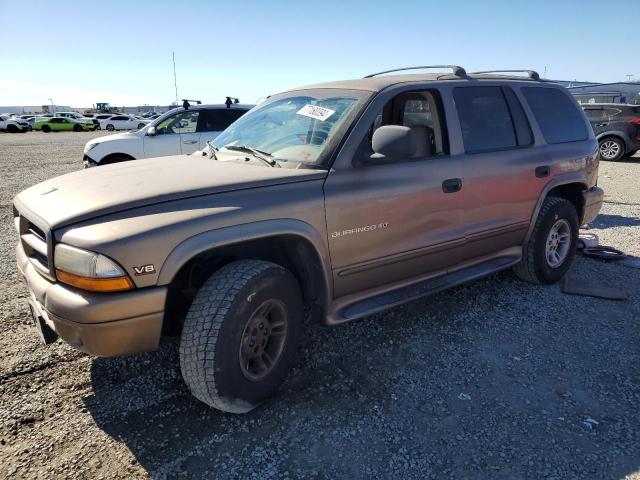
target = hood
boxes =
[14,155,327,229]
[87,131,138,146]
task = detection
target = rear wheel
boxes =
[106,124,115,131]
[137,123,145,129]
[179,260,303,413]
[6,124,17,133]
[513,197,578,284]
[41,125,51,133]
[73,124,82,132]
[599,137,625,161]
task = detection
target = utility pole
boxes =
[48,98,54,114]
[626,74,634,82]
[172,52,179,105]
[543,66,547,79]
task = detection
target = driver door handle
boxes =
[182,140,198,144]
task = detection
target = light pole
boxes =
[48,98,54,114]
[626,74,634,82]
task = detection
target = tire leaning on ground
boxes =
[513,196,579,285]
[599,137,625,161]
[179,260,303,414]
[41,125,51,133]
[106,124,115,131]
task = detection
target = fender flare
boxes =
[524,173,588,244]
[157,218,333,303]
[596,131,629,149]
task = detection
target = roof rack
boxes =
[364,65,466,78]
[470,70,541,80]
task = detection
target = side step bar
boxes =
[330,254,520,324]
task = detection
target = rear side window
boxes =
[454,86,516,152]
[522,87,588,144]
[201,109,246,132]
[503,88,533,146]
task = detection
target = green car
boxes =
[35,117,95,132]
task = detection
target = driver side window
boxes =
[156,111,200,135]
[357,89,448,162]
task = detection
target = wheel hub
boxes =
[545,219,571,268]
[600,140,620,160]
[239,299,288,381]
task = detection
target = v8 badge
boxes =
[133,264,156,276]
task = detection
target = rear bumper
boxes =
[582,186,604,225]
[17,243,166,357]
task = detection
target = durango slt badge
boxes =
[331,222,389,238]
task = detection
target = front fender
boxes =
[157,218,333,302]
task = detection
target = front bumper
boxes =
[17,243,167,357]
[582,186,604,225]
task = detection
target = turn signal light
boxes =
[56,270,134,292]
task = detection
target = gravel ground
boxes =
[1,131,639,479]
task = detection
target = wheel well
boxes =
[548,183,585,222]
[162,235,327,335]
[599,134,627,151]
[100,153,135,164]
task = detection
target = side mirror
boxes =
[147,126,157,136]
[370,125,416,162]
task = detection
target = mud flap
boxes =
[28,301,58,344]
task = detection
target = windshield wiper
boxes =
[223,144,279,167]
[206,141,219,160]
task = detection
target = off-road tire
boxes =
[513,196,578,284]
[179,260,303,413]
[41,125,51,133]
[6,124,18,133]
[73,124,82,132]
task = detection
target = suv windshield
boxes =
[213,89,370,166]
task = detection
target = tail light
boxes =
[628,118,640,125]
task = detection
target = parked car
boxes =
[0,114,30,132]
[35,116,95,132]
[55,111,99,130]
[581,103,640,161]
[14,66,603,413]
[98,115,151,132]
[83,102,253,166]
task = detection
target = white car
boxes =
[83,102,253,166]
[0,114,30,133]
[99,115,151,131]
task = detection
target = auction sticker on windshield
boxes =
[296,104,335,121]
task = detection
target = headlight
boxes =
[54,244,133,292]
[84,143,98,153]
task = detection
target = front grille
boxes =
[14,207,54,280]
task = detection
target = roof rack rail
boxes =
[470,70,541,80]
[364,65,466,78]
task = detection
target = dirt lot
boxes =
[1,131,639,479]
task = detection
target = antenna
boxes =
[172,52,179,105]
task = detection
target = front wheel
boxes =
[179,260,303,413]
[41,125,51,133]
[137,123,145,129]
[106,124,115,131]
[6,124,18,133]
[599,137,625,161]
[513,197,578,284]
[73,124,82,132]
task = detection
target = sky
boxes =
[0,0,637,108]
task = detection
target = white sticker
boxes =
[296,104,335,121]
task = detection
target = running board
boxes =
[329,254,520,324]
